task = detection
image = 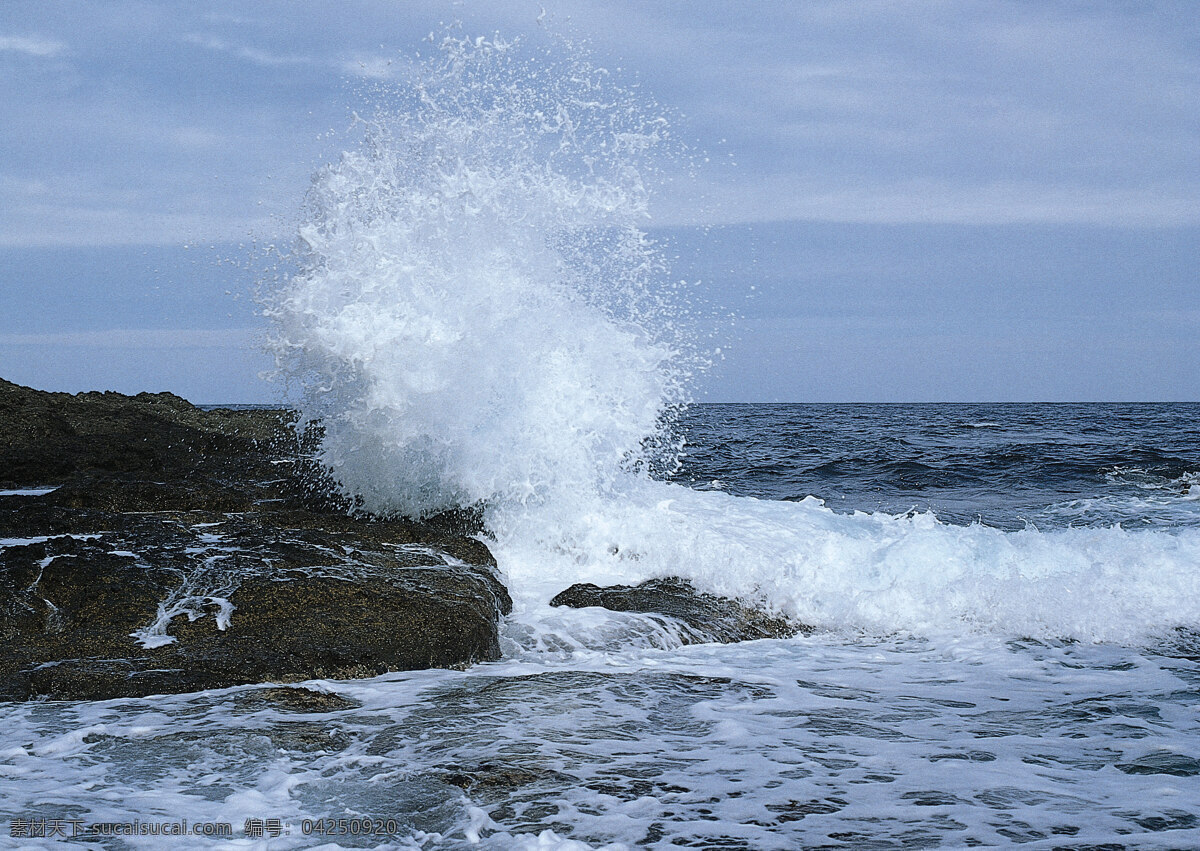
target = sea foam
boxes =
[494,482,1200,644]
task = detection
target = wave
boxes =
[267,32,1200,648]
[492,481,1200,645]
[1106,466,1200,494]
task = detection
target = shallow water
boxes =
[3,628,1199,849]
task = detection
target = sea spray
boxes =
[264,34,700,519]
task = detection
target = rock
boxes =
[549,577,808,644]
[1116,752,1200,777]
[84,724,350,757]
[441,762,567,792]
[0,379,510,702]
[0,378,288,489]
[4,541,508,702]
[235,687,361,713]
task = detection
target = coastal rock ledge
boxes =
[0,378,510,702]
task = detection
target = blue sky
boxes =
[1,1,1197,401]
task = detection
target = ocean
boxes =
[2,402,1199,849]
[4,34,1198,850]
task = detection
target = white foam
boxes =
[0,486,60,496]
[5,634,1193,848]
[0,533,99,548]
[130,553,240,648]
[492,480,1200,644]
[0,536,52,548]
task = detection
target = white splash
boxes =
[265,34,696,520]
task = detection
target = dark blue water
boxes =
[672,403,1200,531]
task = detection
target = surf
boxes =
[265,33,1200,648]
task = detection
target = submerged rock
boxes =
[0,378,510,702]
[235,686,361,713]
[549,577,808,644]
[441,762,567,792]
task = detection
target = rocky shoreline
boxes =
[0,378,509,701]
[1,379,804,703]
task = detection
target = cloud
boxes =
[185,32,407,81]
[571,2,1200,228]
[170,126,225,148]
[0,34,67,57]
[652,173,1200,228]
[7,2,1199,242]
[0,187,284,246]
[202,12,262,27]
[183,33,317,68]
[0,328,257,348]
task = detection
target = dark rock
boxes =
[7,552,509,702]
[264,722,352,753]
[84,724,350,757]
[549,577,808,644]
[441,762,568,792]
[0,378,288,489]
[1116,752,1200,777]
[0,379,510,702]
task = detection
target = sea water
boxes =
[3,34,1199,849]
[2,404,1198,849]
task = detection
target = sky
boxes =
[1,0,1197,402]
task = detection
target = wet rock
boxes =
[84,724,350,757]
[0,379,510,702]
[236,686,361,713]
[441,762,568,792]
[1116,751,1200,777]
[0,521,509,702]
[765,798,846,823]
[0,536,177,649]
[264,722,352,753]
[549,577,808,644]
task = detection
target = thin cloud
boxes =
[0,329,256,348]
[0,198,283,247]
[652,173,1200,228]
[202,12,263,28]
[0,34,67,57]
[183,33,317,68]
[170,126,224,148]
[185,32,407,81]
